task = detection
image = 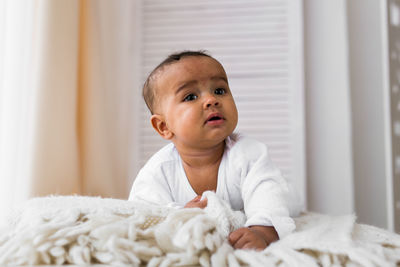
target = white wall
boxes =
[347,0,392,230]
[304,0,394,230]
[304,0,355,215]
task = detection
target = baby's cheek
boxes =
[179,110,200,130]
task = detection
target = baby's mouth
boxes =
[208,116,222,121]
[205,113,225,124]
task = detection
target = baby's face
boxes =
[153,56,238,149]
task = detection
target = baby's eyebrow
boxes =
[210,76,228,84]
[175,76,228,95]
[175,80,197,95]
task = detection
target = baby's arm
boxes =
[232,138,295,250]
[131,169,209,209]
[229,225,278,250]
[129,169,181,207]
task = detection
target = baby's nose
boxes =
[204,95,219,108]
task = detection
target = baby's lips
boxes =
[205,112,224,123]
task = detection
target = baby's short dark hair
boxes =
[142,50,212,114]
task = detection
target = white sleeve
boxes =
[240,141,296,239]
[128,168,183,209]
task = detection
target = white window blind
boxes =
[134,0,305,204]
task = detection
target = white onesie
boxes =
[129,134,298,238]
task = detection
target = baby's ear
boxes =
[150,114,173,140]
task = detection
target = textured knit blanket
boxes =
[0,192,399,267]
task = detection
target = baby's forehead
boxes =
[156,56,225,81]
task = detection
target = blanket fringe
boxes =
[0,194,399,266]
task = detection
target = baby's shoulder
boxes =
[227,134,268,159]
[141,142,179,171]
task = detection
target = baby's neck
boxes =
[177,141,225,169]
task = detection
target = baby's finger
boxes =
[242,242,260,250]
[228,228,246,246]
[192,195,202,202]
[232,234,252,249]
[198,198,208,208]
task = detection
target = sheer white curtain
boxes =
[0,0,138,216]
[0,0,37,215]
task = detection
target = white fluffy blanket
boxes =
[0,192,399,266]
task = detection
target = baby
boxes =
[129,51,296,250]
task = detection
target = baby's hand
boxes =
[228,226,279,250]
[184,195,208,209]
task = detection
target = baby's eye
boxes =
[214,88,226,95]
[183,93,197,102]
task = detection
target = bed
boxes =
[0,191,399,266]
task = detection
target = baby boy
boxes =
[129,51,296,250]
